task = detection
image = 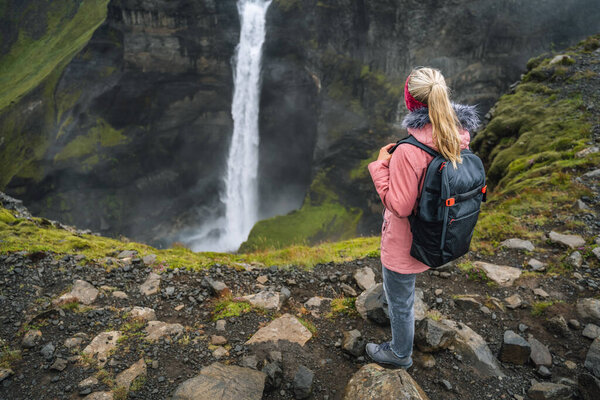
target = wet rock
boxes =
[21,329,42,348]
[83,331,121,367]
[211,335,228,346]
[343,363,429,400]
[578,373,600,400]
[173,362,265,400]
[585,338,600,377]
[293,365,314,399]
[341,283,357,297]
[567,251,583,268]
[583,324,600,339]
[241,289,283,310]
[528,336,552,367]
[353,267,376,290]
[528,258,547,272]
[40,342,55,360]
[578,298,600,324]
[441,319,504,377]
[505,294,523,309]
[500,238,534,251]
[549,231,585,249]
[53,280,99,305]
[206,277,231,298]
[473,262,522,286]
[50,357,68,372]
[262,362,283,390]
[145,321,184,342]
[246,313,312,346]
[499,330,531,365]
[415,318,456,352]
[139,273,161,296]
[355,283,388,325]
[342,329,365,357]
[0,368,14,382]
[454,295,482,311]
[527,381,572,400]
[129,306,156,321]
[115,358,146,389]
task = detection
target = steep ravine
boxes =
[1,0,599,250]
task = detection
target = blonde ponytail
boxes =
[408,68,462,167]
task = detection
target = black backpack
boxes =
[389,135,487,268]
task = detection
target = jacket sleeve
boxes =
[368,144,420,218]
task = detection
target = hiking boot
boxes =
[365,342,413,369]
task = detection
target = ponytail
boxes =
[407,68,462,167]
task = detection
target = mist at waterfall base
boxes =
[180,0,273,253]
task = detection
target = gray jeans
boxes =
[382,265,416,358]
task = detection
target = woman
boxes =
[366,67,479,368]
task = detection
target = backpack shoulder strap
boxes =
[388,135,440,158]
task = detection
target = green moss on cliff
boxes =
[0,0,109,110]
[54,119,128,162]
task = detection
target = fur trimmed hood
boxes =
[401,103,480,133]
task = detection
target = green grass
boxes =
[296,317,317,335]
[327,296,358,318]
[531,300,556,316]
[0,0,110,110]
[0,345,22,369]
[212,298,253,321]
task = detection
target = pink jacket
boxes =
[368,125,471,274]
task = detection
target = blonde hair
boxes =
[408,67,462,167]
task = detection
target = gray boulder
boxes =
[342,329,365,357]
[293,365,314,399]
[415,318,456,352]
[585,338,600,378]
[528,382,572,400]
[499,330,531,365]
[343,363,429,399]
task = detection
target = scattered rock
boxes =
[142,254,157,265]
[115,358,146,389]
[64,333,87,349]
[537,366,552,378]
[528,336,552,367]
[145,321,184,342]
[565,360,577,370]
[246,314,312,346]
[304,297,330,309]
[206,277,231,298]
[21,329,42,348]
[355,283,388,325]
[578,299,600,324]
[211,335,228,346]
[549,54,574,65]
[528,258,547,272]
[500,238,535,251]
[241,289,283,310]
[342,329,365,357]
[50,357,68,372]
[139,273,161,296]
[293,365,314,399]
[343,363,429,400]
[527,381,572,400]
[567,251,583,268]
[473,262,522,287]
[583,169,600,178]
[353,267,376,290]
[454,295,482,311]
[568,319,581,330]
[441,319,504,377]
[40,342,55,361]
[499,330,531,365]
[82,331,121,367]
[583,324,600,339]
[0,368,13,383]
[340,283,357,297]
[544,315,571,337]
[216,320,226,331]
[117,250,137,259]
[533,288,550,299]
[262,361,283,390]
[414,288,428,321]
[212,346,229,359]
[415,318,456,352]
[585,338,600,377]
[577,146,600,158]
[578,373,600,400]
[53,280,99,305]
[593,247,600,261]
[171,362,266,400]
[256,275,268,284]
[129,306,156,321]
[78,376,99,388]
[548,231,585,249]
[112,291,128,299]
[505,294,523,309]
[241,355,258,370]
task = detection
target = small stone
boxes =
[242,289,283,310]
[142,254,157,266]
[206,278,231,298]
[518,323,529,333]
[78,376,99,388]
[414,352,436,369]
[499,330,531,365]
[576,147,600,158]
[342,329,365,357]
[130,306,156,321]
[22,330,42,348]
[472,262,522,286]
[565,360,577,370]
[440,379,452,390]
[578,298,600,324]
[528,258,547,272]
[112,291,128,299]
[165,286,175,296]
[115,358,146,390]
[212,346,229,359]
[145,321,184,342]
[53,280,99,305]
[82,331,121,367]
[549,231,585,249]
[434,289,443,296]
[50,358,68,372]
[353,267,376,290]
[293,365,314,399]
[340,283,357,297]
[216,320,226,331]
[567,251,583,268]
[240,355,258,370]
[41,342,55,360]
[584,324,600,339]
[528,382,572,400]
[256,275,268,284]
[568,319,581,330]
[544,315,571,338]
[500,238,535,251]
[262,362,283,389]
[533,288,550,298]
[117,250,137,259]
[505,294,523,309]
[454,296,482,311]
[211,335,228,346]
[585,338,600,377]
[140,273,161,296]
[246,314,312,346]
[0,368,13,383]
[174,304,185,311]
[304,297,330,309]
[593,247,600,262]
[528,336,552,367]
[415,318,456,352]
[537,366,552,378]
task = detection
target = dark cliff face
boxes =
[1,0,599,249]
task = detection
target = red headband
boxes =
[404,74,427,111]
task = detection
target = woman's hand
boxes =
[377,143,396,162]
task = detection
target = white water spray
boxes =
[185,0,271,252]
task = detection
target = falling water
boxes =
[185,0,272,252]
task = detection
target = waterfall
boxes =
[185,0,272,252]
